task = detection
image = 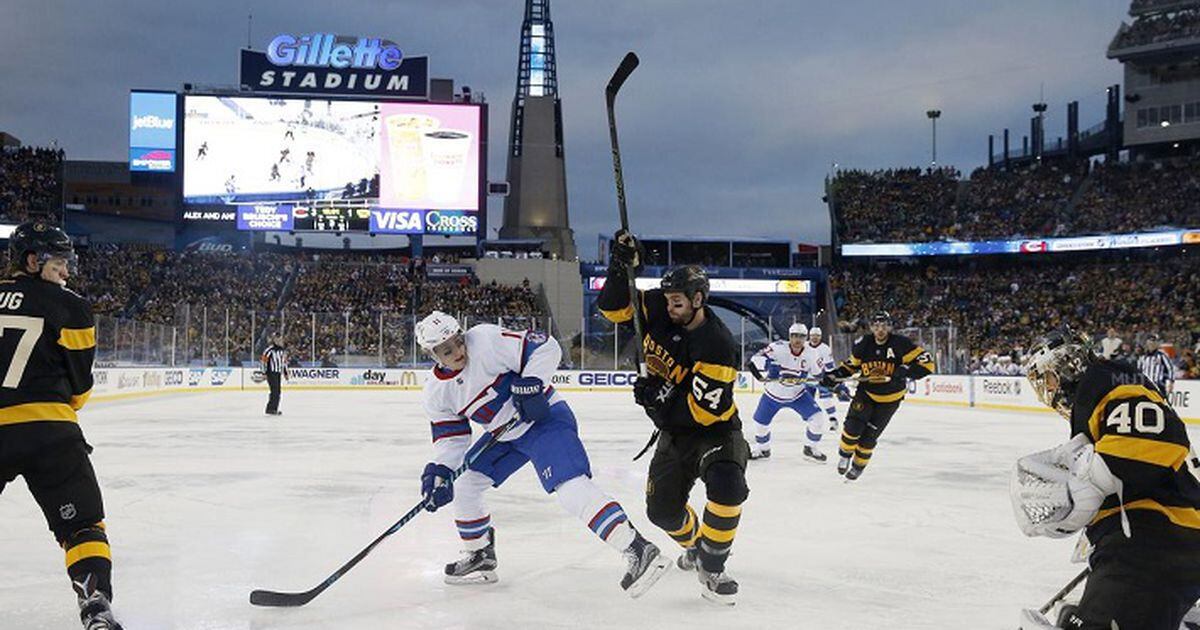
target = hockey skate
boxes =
[748,448,771,460]
[676,546,698,571]
[802,446,827,464]
[74,576,123,630]
[698,567,738,606]
[836,454,851,476]
[620,532,669,598]
[444,530,498,585]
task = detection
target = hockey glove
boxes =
[1010,434,1121,539]
[511,376,550,425]
[610,229,644,273]
[765,361,782,380]
[421,463,455,512]
[633,375,675,427]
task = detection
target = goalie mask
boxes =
[1024,328,1093,420]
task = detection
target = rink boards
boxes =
[87,367,1200,423]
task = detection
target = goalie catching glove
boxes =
[1010,434,1124,539]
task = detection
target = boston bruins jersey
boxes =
[831,333,934,403]
[597,268,741,434]
[1070,360,1200,551]
[0,274,95,431]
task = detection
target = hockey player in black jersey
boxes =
[1012,329,1200,630]
[599,230,751,605]
[0,221,121,629]
[820,311,934,480]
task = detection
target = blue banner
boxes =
[129,91,177,172]
[369,208,425,234]
[236,204,294,231]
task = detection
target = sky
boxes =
[0,0,1134,256]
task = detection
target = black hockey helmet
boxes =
[660,265,709,303]
[8,220,75,274]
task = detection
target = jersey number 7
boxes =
[0,315,44,388]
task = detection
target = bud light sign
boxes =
[129,91,177,172]
[369,209,424,234]
[237,204,294,231]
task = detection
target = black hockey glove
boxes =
[610,229,645,274]
[633,375,675,427]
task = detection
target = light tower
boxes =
[499,0,576,260]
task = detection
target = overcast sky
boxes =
[0,0,1133,255]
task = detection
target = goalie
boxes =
[1011,329,1200,629]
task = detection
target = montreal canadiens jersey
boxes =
[424,324,563,468]
[751,341,809,402]
[801,342,836,378]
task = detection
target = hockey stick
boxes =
[1038,567,1090,615]
[249,421,519,607]
[605,51,645,379]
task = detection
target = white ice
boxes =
[2,390,1164,629]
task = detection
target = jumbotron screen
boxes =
[181,95,482,211]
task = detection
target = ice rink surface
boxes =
[6,389,1179,629]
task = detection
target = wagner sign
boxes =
[241,33,428,98]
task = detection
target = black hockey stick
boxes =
[249,421,518,607]
[605,52,645,379]
[1038,567,1090,615]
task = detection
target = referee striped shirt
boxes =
[1137,350,1175,391]
[262,345,287,374]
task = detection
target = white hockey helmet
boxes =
[788,322,808,337]
[808,326,823,338]
[416,311,463,352]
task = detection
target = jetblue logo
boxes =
[132,115,174,130]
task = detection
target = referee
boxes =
[1137,334,1176,397]
[261,334,289,416]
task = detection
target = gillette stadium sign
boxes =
[240,33,428,98]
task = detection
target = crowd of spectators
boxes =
[833,254,1200,377]
[60,245,544,366]
[832,155,1200,244]
[0,147,63,223]
[1113,7,1200,49]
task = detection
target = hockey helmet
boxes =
[8,220,75,274]
[1024,328,1093,420]
[416,311,463,352]
[788,322,808,337]
[660,265,709,303]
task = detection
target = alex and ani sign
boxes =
[240,33,428,98]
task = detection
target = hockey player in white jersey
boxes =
[803,327,845,433]
[746,323,829,463]
[415,311,669,597]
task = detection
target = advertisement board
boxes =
[240,35,428,99]
[129,91,177,172]
[236,204,295,231]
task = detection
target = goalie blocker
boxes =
[1012,329,1200,630]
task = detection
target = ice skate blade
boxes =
[625,555,670,599]
[700,588,736,606]
[444,571,498,585]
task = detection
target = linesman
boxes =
[261,334,288,416]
